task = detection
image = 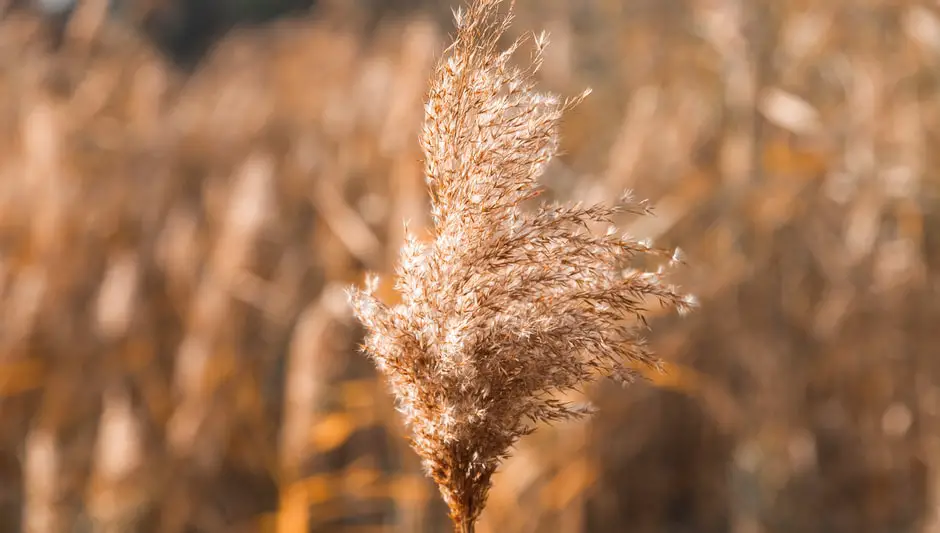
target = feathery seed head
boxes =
[348,0,693,529]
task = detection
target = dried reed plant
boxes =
[347,1,695,530]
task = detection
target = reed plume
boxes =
[347,0,695,530]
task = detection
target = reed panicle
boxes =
[347,0,694,529]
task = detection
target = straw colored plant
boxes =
[347,0,694,530]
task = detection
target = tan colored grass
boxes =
[347,1,694,530]
[1,1,938,531]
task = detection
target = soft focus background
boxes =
[1,0,939,532]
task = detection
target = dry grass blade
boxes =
[347,0,695,530]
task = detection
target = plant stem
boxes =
[458,518,475,533]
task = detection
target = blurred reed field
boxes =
[0,0,939,532]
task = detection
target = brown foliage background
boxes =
[1,0,939,532]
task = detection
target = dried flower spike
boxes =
[347,1,694,530]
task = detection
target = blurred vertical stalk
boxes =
[18,85,65,533]
[87,254,145,533]
[697,0,770,190]
[23,427,60,533]
[163,152,273,531]
[62,0,108,51]
[276,286,348,533]
[698,0,777,531]
[918,281,940,533]
[86,387,145,533]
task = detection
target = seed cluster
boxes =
[348,1,694,529]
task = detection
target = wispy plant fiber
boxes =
[347,1,694,529]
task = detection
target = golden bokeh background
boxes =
[0,0,938,531]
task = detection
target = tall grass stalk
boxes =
[348,0,694,530]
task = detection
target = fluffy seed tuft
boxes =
[348,1,693,530]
